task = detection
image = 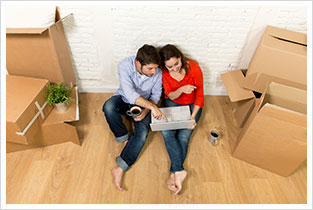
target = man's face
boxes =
[139,63,159,77]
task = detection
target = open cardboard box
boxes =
[6,7,80,153]
[232,82,307,177]
[221,69,261,128]
[243,25,307,93]
[6,7,75,85]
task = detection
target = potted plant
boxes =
[46,82,74,113]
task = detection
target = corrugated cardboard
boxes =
[232,82,307,176]
[243,25,307,93]
[6,9,76,85]
[221,69,257,128]
[6,75,53,145]
[7,87,80,153]
[6,8,80,153]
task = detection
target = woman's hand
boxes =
[179,85,196,94]
[187,115,197,129]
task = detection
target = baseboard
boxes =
[204,89,228,96]
[79,87,229,96]
[78,87,118,93]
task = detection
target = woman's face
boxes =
[164,57,182,73]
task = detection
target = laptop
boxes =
[150,105,195,131]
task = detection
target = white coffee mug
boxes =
[126,106,142,118]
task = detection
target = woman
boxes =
[159,44,204,195]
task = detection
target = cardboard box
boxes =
[150,106,194,131]
[243,25,307,93]
[6,8,76,85]
[6,8,80,153]
[6,75,53,145]
[6,86,80,153]
[232,82,307,176]
[221,69,259,128]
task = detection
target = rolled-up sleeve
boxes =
[149,72,162,104]
[118,62,140,104]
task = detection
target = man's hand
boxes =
[179,85,196,94]
[133,108,150,121]
[151,105,168,121]
[134,96,168,121]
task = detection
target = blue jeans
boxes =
[161,99,202,173]
[102,95,151,172]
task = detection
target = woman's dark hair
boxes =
[136,44,161,66]
[159,44,189,74]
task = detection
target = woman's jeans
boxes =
[102,95,151,172]
[161,98,202,173]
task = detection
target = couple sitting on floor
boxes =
[102,44,204,195]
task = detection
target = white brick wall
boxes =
[58,2,307,95]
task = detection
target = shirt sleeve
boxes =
[193,63,205,108]
[149,71,162,104]
[118,62,140,104]
[162,71,174,97]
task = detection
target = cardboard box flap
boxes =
[265,25,307,46]
[55,6,73,22]
[259,104,306,128]
[6,7,72,34]
[6,75,49,123]
[259,82,307,114]
[43,87,79,125]
[221,70,255,102]
[264,35,307,56]
[6,28,48,34]
[263,25,307,57]
[6,7,77,86]
[243,72,307,93]
[55,13,73,25]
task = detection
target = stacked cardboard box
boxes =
[6,8,80,153]
[221,25,307,176]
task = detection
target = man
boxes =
[102,44,167,191]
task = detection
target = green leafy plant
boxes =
[46,82,74,105]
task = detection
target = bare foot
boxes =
[174,170,187,195]
[167,173,177,192]
[111,167,124,191]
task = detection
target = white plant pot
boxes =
[54,103,68,113]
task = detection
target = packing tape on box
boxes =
[16,101,48,136]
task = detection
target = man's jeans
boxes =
[102,95,151,172]
[161,98,202,173]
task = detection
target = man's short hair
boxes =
[136,44,161,66]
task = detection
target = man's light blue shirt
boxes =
[115,56,162,105]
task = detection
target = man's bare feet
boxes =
[167,173,177,192]
[111,167,124,191]
[174,170,187,195]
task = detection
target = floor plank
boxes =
[6,93,307,204]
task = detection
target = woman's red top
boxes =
[162,60,204,108]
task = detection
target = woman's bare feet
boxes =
[174,170,187,195]
[167,173,177,192]
[111,166,124,191]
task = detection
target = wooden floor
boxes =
[6,93,307,204]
